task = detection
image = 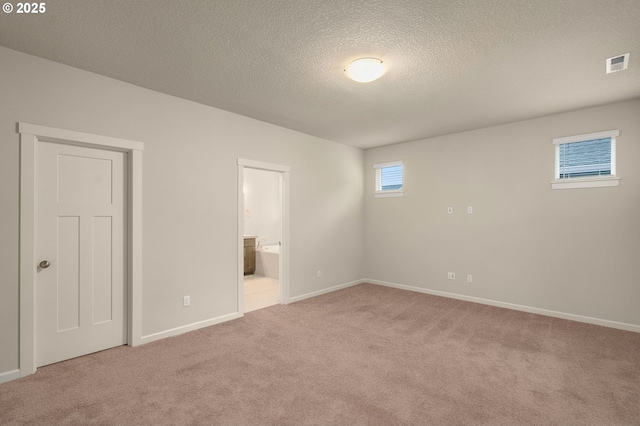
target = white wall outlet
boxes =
[317,270,322,278]
[467,206,473,214]
[467,274,473,283]
[183,295,190,307]
[447,207,453,215]
[447,272,455,280]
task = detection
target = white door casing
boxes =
[36,142,126,366]
[237,158,290,314]
[19,123,143,376]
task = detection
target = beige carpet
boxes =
[1,283,639,425]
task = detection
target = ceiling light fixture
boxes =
[344,58,386,83]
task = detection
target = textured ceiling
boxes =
[1,0,639,149]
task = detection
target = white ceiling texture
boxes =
[1,0,639,149]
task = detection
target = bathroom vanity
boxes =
[243,236,256,275]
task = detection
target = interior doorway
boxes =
[243,167,281,312]
[237,159,290,315]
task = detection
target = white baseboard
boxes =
[140,312,242,344]
[140,280,364,344]
[0,369,20,384]
[366,279,640,333]
[288,279,364,304]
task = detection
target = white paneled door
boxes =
[36,141,127,367]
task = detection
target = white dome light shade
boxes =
[344,58,386,83]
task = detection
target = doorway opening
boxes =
[237,159,290,314]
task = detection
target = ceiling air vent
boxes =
[606,53,629,74]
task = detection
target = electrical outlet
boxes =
[467,206,473,214]
[183,295,190,307]
[447,272,455,280]
[317,270,322,278]
[447,207,453,215]
[467,274,473,283]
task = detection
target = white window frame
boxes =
[374,161,404,198]
[551,130,620,190]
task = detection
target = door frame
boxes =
[18,122,144,376]
[237,158,290,314]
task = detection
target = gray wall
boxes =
[364,99,640,326]
[0,47,364,375]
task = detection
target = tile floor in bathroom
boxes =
[244,274,280,313]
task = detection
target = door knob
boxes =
[39,260,51,269]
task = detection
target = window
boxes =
[374,161,403,197]
[552,130,619,189]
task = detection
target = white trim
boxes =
[18,123,144,377]
[18,122,143,151]
[237,165,245,315]
[552,129,619,145]
[0,369,20,384]
[552,177,620,190]
[140,313,242,344]
[288,279,364,304]
[374,190,404,198]
[373,160,402,169]
[19,133,37,376]
[237,158,291,314]
[281,172,291,304]
[554,143,560,179]
[237,158,291,173]
[366,279,640,333]
[128,150,143,346]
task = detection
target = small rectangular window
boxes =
[374,161,403,198]
[552,130,619,190]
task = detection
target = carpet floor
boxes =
[1,283,639,425]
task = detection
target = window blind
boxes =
[558,137,612,179]
[380,165,403,190]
